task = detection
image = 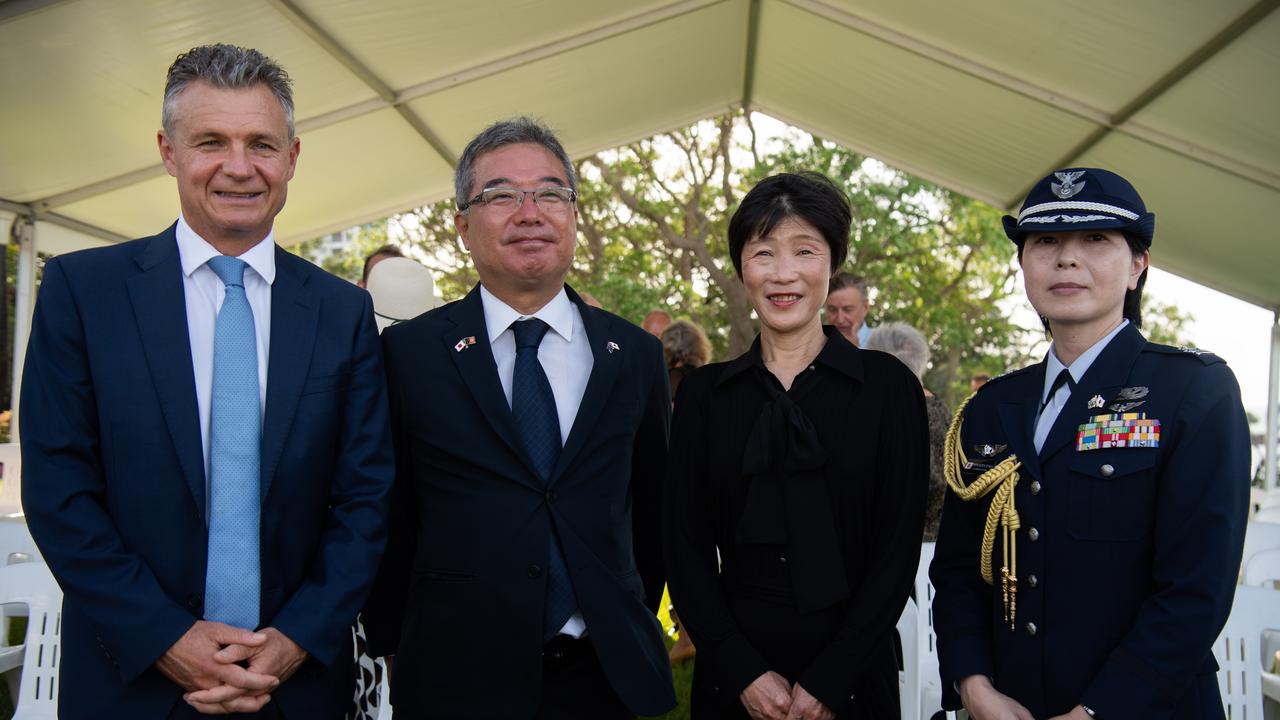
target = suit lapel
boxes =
[1038,324,1146,463]
[125,227,206,518]
[998,366,1044,481]
[551,290,620,484]
[444,287,541,490]
[260,249,319,501]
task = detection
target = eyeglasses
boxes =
[461,186,577,213]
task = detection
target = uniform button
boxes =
[186,593,202,609]
[1027,574,1038,588]
[1029,481,1041,496]
[527,564,543,578]
[1028,527,1040,542]
[1025,622,1038,636]
[1100,464,1115,477]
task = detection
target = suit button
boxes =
[1027,527,1040,542]
[1029,481,1041,495]
[527,564,542,578]
[186,593,202,609]
[1027,574,1038,588]
[1100,464,1115,477]
[1025,622,1038,636]
[779,555,788,564]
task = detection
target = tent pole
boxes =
[1266,309,1279,491]
[9,218,36,443]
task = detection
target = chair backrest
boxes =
[0,562,61,719]
[1214,585,1280,720]
[1244,522,1280,570]
[1255,507,1280,524]
[913,542,944,720]
[897,597,920,720]
[1243,548,1280,588]
[0,518,41,566]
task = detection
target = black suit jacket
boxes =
[19,225,394,719]
[930,323,1249,719]
[364,284,675,718]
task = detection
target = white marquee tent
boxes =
[1,0,1278,481]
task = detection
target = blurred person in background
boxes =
[865,322,950,542]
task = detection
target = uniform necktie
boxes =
[203,256,261,630]
[510,319,577,639]
[1034,368,1075,452]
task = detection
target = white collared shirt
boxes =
[479,284,593,638]
[480,285,593,446]
[175,216,275,494]
[1033,320,1129,452]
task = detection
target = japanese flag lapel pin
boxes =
[455,336,476,352]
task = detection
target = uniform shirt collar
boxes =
[479,284,575,343]
[175,215,277,285]
[1042,319,1129,404]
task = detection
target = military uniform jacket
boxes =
[930,323,1249,719]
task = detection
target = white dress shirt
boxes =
[1033,320,1129,452]
[480,284,594,637]
[175,216,274,504]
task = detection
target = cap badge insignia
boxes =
[974,443,1007,458]
[454,336,476,352]
[1088,395,1105,409]
[1051,171,1086,199]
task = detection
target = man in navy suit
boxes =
[363,117,676,719]
[19,44,393,718]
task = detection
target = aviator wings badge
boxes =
[1051,171,1086,199]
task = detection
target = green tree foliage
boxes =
[294,110,1193,408]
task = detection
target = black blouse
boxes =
[664,327,928,713]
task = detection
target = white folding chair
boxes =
[897,597,920,720]
[0,562,61,718]
[1244,549,1280,588]
[1256,508,1280,524]
[1215,585,1280,720]
[0,517,41,566]
[912,542,945,720]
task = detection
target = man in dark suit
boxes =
[364,117,675,719]
[19,44,393,719]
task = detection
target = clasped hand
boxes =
[960,674,1092,720]
[156,621,308,715]
[740,671,835,720]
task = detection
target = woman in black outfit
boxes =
[664,172,929,720]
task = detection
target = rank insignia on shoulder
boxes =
[1088,395,1105,409]
[1077,413,1160,451]
[974,443,1008,458]
[1177,346,1208,356]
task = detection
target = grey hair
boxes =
[865,322,930,381]
[455,117,576,209]
[828,271,869,299]
[162,44,295,137]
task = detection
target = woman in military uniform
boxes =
[930,168,1250,720]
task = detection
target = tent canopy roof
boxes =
[3,0,1277,307]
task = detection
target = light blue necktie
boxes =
[203,256,261,629]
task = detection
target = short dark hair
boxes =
[163,44,294,137]
[362,243,404,283]
[727,172,850,276]
[828,271,868,299]
[1017,233,1148,330]
[455,116,575,209]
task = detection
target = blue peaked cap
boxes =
[1002,168,1155,248]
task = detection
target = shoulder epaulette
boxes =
[1145,342,1225,366]
[980,364,1039,388]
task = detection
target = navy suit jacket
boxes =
[930,324,1249,719]
[363,284,675,719]
[19,225,394,719]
